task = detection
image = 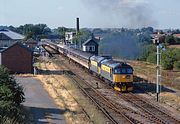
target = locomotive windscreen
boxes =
[114,68,133,74]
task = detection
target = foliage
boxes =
[161,48,180,70]
[174,37,180,44]
[53,27,75,38]
[165,35,176,45]
[0,66,25,123]
[172,29,180,34]
[140,43,180,70]
[173,61,180,70]
[72,29,92,49]
[9,24,52,40]
[146,52,156,64]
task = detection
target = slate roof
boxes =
[82,38,98,46]
[0,29,25,40]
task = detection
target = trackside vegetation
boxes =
[140,45,180,70]
[0,66,25,123]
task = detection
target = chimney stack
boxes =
[76,17,79,35]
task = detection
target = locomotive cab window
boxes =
[114,68,121,74]
[127,68,133,74]
[114,68,133,74]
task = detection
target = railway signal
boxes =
[154,33,166,102]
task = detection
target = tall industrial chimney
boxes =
[76,17,79,35]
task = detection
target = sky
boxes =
[0,0,180,29]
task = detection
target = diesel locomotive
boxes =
[49,42,134,92]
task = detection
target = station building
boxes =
[82,37,99,55]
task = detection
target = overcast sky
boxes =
[0,0,180,29]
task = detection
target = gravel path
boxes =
[16,76,66,124]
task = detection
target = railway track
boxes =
[65,71,137,124]
[118,93,180,124]
[56,55,180,124]
[52,56,163,123]
[43,46,180,124]
[51,58,136,124]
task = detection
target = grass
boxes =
[128,60,180,91]
[34,59,108,124]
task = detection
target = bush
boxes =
[146,52,156,64]
[0,66,25,123]
[173,48,180,60]
[174,61,180,70]
[165,35,176,45]
[161,49,176,70]
[161,58,174,70]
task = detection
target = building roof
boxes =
[25,38,37,43]
[82,38,98,46]
[173,34,180,38]
[0,29,25,40]
[0,42,32,53]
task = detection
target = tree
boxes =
[0,66,25,123]
[141,27,154,33]
[55,27,75,38]
[165,35,176,45]
[146,52,156,64]
[161,49,176,70]
[8,24,52,40]
[73,29,91,49]
[174,61,180,70]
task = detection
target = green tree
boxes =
[161,49,176,70]
[174,61,180,70]
[73,29,91,49]
[8,24,52,40]
[165,35,176,45]
[146,52,156,64]
[0,66,25,123]
[174,37,180,44]
[55,27,75,38]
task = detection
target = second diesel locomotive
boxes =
[50,42,134,92]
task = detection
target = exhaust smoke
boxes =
[81,0,157,28]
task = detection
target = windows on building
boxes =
[85,46,95,52]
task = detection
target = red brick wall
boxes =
[2,44,33,73]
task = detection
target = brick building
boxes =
[0,42,33,73]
